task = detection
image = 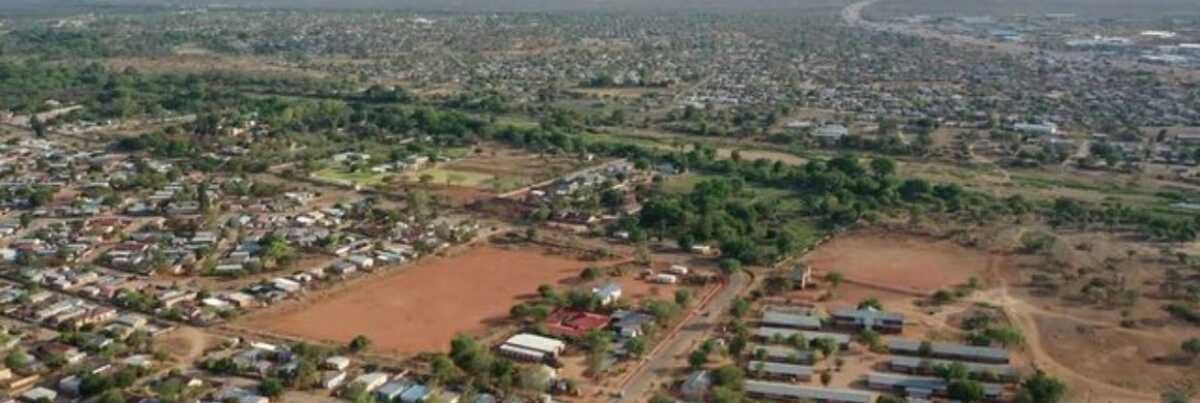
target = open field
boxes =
[311,167,392,187]
[402,168,497,188]
[404,146,591,192]
[237,245,619,355]
[804,230,999,294]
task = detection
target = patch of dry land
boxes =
[239,245,612,355]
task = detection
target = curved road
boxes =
[616,270,752,402]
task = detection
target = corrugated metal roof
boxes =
[745,380,874,403]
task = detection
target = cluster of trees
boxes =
[637,178,807,265]
[433,335,563,397]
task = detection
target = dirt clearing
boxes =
[804,231,1000,294]
[238,245,613,355]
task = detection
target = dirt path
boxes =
[980,286,1159,403]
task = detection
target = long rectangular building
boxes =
[748,344,815,364]
[747,361,814,381]
[888,356,1018,381]
[887,338,1010,364]
[761,310,823,330]
[866,372,1004,400]
[755,327,851,348]
[744,380,875,403]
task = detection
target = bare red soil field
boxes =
[239,245,609,355]
[804,232,997,294]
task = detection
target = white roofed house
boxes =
[813,124,849,144]
[1013,122,1058,136]
[591,283,622,306]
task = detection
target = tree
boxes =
[259,378,284,397]
[711,365,745,389]
[857,297,883,311]
[580,267,601,281]
[583,330,612,376]
[819,370,832,386]
[624,337,647,358]
[688,349,709,370]
[825,272,844,290]
[1016,371,1066,403]
[348,335,372,353]
[675,289,693,307]
[430,354,461,385]
[870,158,897,178]
[5,351,30,368]
[948,379,985,402]
[1183,337,1200,362]
[31,115,47,138]
[719,258,742,275]
[730,298,749,318]
[99,390,125,403]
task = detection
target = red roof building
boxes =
[543,309,611,339]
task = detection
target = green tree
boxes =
[719,258,742,275]
[1182,337,1200,361]
[624,337,647,358]
[259,378,284,397]
[857,297,883,311]
[688,349,709,370]
[98,390,125,403]
[675,289,693,307]
[948,379,985,402]
[1015,370,1067,403]
[348,335,371,353]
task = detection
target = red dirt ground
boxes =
[803,232,996,294]
[239,245,612,355]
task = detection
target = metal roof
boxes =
[887,338,1010,363]
[747,361,814,377]
[889,356,1018,378]
[761,310,823,329]
[745,380,875,403]
[754,327,852,345]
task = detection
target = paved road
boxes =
[616,270,752,402]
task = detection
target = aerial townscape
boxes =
[0,0,1198,402]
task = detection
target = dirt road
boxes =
[976,287,1159,403]
[615,270,751,402]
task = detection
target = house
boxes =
[744,380,874,403]
[498,334,565,362]
[680,370,711,400]
[611,310,654,338]
[591,283,622,306]
[347,255,375,270]
[830,308,904,333]
[813,124,849,143]
[650,274,678,284]
[352,372,391,392]
[324,356,351,371]
[666,265,689,275]
[543,310,611,339]
[321,371,347,390]
[1013,122,1058,136]
[376,381,411,402]
[20,387,57,403]
[399,384,430,403]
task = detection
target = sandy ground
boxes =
[237,245,617,355]
[804,231,997,294]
